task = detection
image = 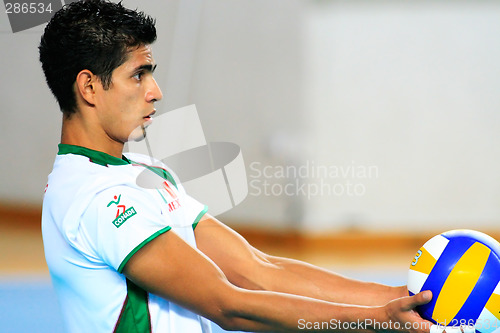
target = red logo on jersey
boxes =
[162,181,178,200]
[107,194,126,218]
[161,181,181,212]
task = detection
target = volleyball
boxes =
[407,229,500,332]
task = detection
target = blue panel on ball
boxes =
[443,230,500,257]
[454,252,500,324]
[418,237,476,324]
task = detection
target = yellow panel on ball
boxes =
[433,242,491,325]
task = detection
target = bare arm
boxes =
[194,215,406,306]
[123,222,432,332]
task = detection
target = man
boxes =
[40,1,432,332]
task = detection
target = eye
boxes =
[132,71,144,81]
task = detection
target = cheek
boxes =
[116,91,142,114]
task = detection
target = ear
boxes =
[75,69,98,106]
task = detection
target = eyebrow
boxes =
[134,64,157,73]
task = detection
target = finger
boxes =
[414,290,433,305]
[401,290,433,311]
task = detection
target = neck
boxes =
[61,112,124,159]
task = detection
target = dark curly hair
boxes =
[39,0,157,113]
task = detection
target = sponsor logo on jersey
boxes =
[112,207,137,228]
[108,194,137,228]
[107,195,126,218]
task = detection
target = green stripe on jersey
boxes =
[192,206,209,230]
[58,145,178,189]
[114,279,151,333]
[117,226,172,273]
[58,144,130,166]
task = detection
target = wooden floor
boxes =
[1,202,497,276]
[0,204,47,275]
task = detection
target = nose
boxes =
[146,77,163,102]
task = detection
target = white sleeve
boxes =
[184,194,208,230]
[174,180,208,229]
[83,185,172,273]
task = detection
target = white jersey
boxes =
[42,144,212,333]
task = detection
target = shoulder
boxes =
[44,153,148,227]
[48,154,136,197]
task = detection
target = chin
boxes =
[127,126,147,142]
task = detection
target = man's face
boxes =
[93,44,162,143]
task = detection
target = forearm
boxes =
[219,275,432,333]
[194,216,406,306]
[251,252,406,306]
[219,286,384,332]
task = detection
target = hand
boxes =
[393,285,413,299]
[382,290,433,333]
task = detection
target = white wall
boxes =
[0,15,60,205]
[1,0,499,233]
[189,0,305,228]
[300,1,500,233]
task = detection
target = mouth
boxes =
[143,109,156,122]
[144,109,156,118]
